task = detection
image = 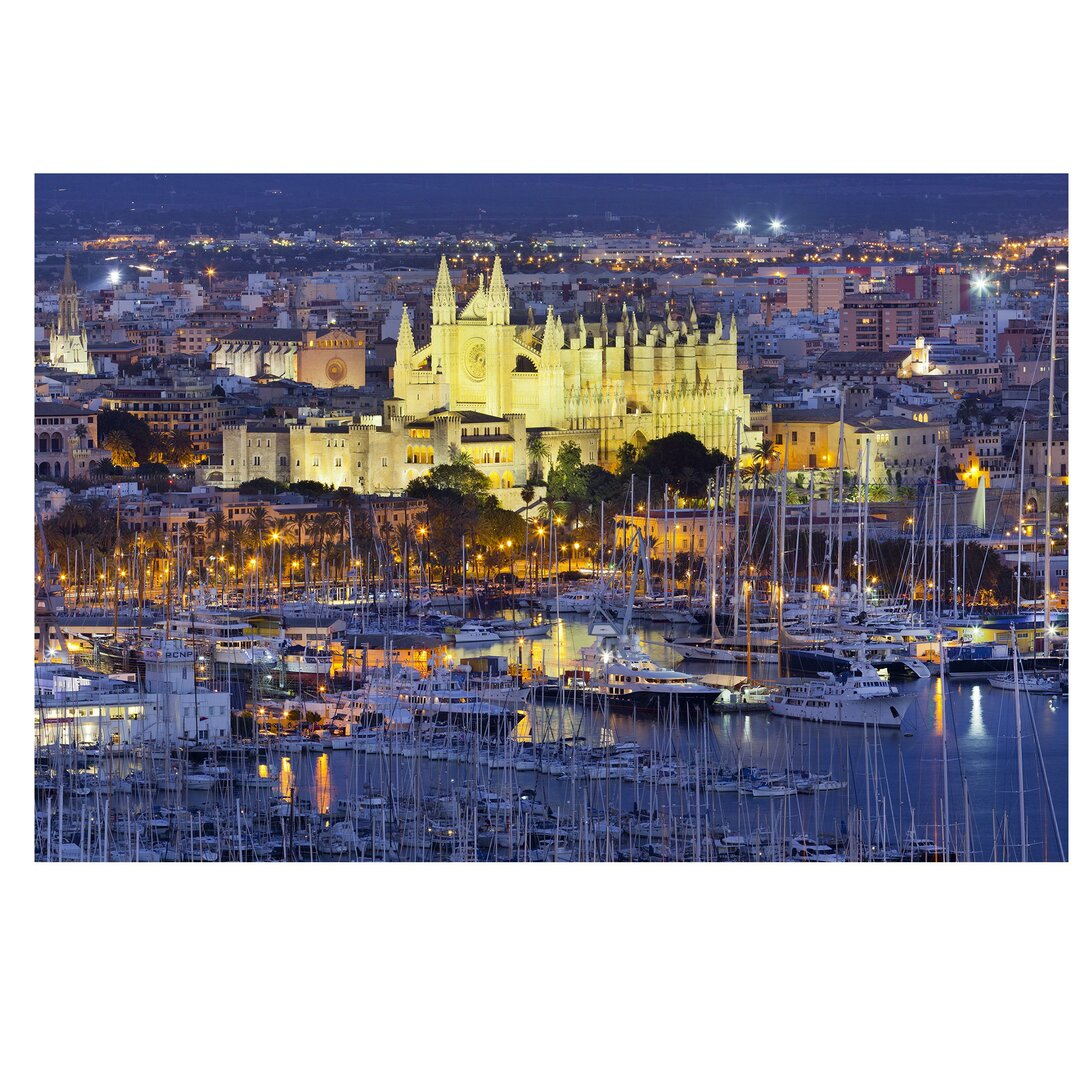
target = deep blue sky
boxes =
[35,173,1067,232]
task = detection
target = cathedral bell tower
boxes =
[49,255,94,375]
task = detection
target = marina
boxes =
[34,614,1068,862]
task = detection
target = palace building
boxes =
[48,256,94,375]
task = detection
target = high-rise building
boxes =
[784,272,853,315]
[839,293,937,351]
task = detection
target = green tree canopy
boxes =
[97,409,158,465]
[545,441,588,503]
[621,432,731,498]
[239,477,286,496]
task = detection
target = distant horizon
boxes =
[35,173,1068,234]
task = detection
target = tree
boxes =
[239,477,285,496]
[526,433,551,484]
[407,454,492,501]
[97,409,157,465]
[622,432,731,499]
[103,431,137,469]
[289,480,332,498]
[615,441,638,474]
[545,441,587,503]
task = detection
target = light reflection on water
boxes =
[270,617,1062,859]
[969,684,985,738]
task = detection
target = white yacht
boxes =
[447,621,501,645]
[986,672,1062,695]
[770,662,911,728]
[158,612,282,667]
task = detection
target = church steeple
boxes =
[432,255,457,325]
[486,254,510,326]
[57,254,80,337]
[728,313,738,343]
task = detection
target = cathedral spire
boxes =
[396,303,415,356]
[540,305,560,365]
[728,313,738,343]
[432,254,456,325]
[629,310,639,345]
[600,304,609,345]
[688,297,698,327]
[555,314,565,348]
[487,254,510,325]
[63,253,74,287]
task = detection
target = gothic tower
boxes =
[48,256,93,375]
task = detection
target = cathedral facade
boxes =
[48,256,94,375]
[393,255,750,467]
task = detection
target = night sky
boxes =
[35,174,1067,233]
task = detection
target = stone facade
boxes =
[394,255,749,468]
[212,328,366,388]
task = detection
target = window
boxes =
[775,434,783,445]
[312,457,320,467]
[253,456,261,466]
[279,455,287,467]
[335,458,342,468]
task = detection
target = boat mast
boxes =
[1016,420,1026,613]
[835,394,846,603]
[1009,627,1027,861]
[732,417,742,638]
[938,643,949,861]
[112,484,122,641]
[807,469,814,637]
[1042,274,1058,657]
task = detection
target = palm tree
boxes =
[206,510,226,551]
[248,506,270,600]
[526,433,550,484]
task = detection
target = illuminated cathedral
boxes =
[393,255,750,467]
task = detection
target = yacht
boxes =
[572,629,720,711]
[986,672,1063,695]
[447,621,501,645]
[158,611,282,667]
[770,662,911,728]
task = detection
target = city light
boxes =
[769,218,784,233]
[734,219,749,232]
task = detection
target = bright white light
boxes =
[770,218,784,233]
[970,273,992,295]
[109,269,121,285]
[734,219,749,232]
